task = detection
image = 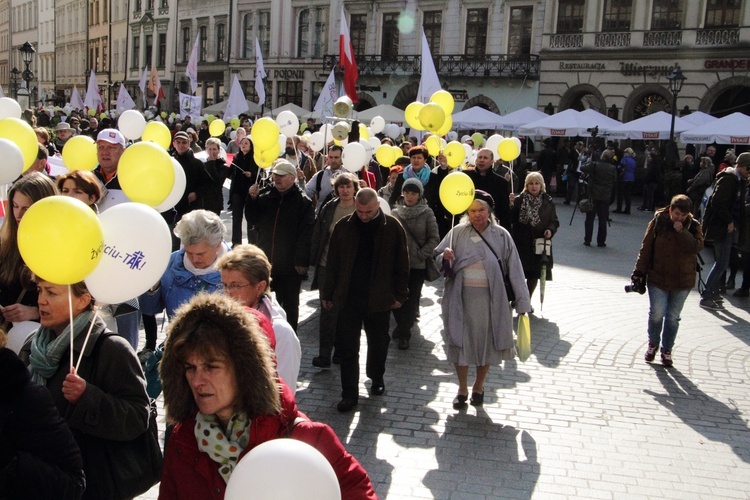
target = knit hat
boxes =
[173,131,190,141]
[402,177,423,197]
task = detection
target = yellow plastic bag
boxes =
[516,314,531,362]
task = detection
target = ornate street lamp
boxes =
[18,42,35,107]
[667,64,686,143]
[10,67,20,99]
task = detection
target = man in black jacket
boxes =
[247,160,315,330]
[171,131,201,220]
[581,149,617,247]
[467,148,511,229]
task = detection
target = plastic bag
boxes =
[516,314,531,362]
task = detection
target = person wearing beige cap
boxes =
[53,122,73,152]
[700,152,750,311]
[246,159,314,330]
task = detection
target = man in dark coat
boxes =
[699,152,750,310]
[171,131,202,220]
[537,138,557,192]
[247,160,315,330]
[581,149,617,247]
[467,148,512,229]
[322,188,409,413]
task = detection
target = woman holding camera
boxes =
[631,194,704,367]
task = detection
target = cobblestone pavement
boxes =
[139,198,750,499]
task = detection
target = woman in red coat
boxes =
[158,293,377,499]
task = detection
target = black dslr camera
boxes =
[624,281,646,294]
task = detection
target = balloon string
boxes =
[75,309,100,373]
[68,285,74,370]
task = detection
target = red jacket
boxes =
[158,386,377,499]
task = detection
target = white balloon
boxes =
[309,132,325,152]
[230,130,237,140]
[370,116,385,134]
[278,133,288,150]
[85,203,173,304]
[153,159,187,212]
[462,143,473,159]
[461,135,471,143]
[385,123,400,140]
[368,136,381,150]
[0,97,22,119]
[342,142,367,172]
[225,439,341,500]
[470,151,478,165]
[485,134,504,160]
[511,136,523,151]
[359,138,374,159]
[118,110,147,140]
[275,110,300,137]
[399,126,406,135]
[446,131,458,141]
[0,138,24,184]
[378,197,391,216]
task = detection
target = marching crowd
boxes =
[1,105,739,498]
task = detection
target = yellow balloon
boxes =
[430,90,455,115]
[142,121,172,149]
[439,171,475,215]
[418,103,445,132]
[251,117,280,151]
[261,143,281,164]
[209,120,226,137]
[391,146,403,160]
[0,117,39,172]
[375,145,396,167]
[444,141,466,169]
[118,142,175,207]
[230,117,241,130]
[17,196,103,284]
[62,135,98,172]
[88,108,96,116]
[434,115,453,137]
[358,123,370,141]
[498,138,521,162]
[405,102,425,131]
[471,132,485,147]
[425,135,441,157]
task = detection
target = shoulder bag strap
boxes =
[473,226,509,280]
[399,217,425,248]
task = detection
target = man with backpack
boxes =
[304,145,344,213]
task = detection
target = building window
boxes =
[651,0,683,29]
[297,7,326,57]
[132,36,140,68]
[145,34,153,67]
[146,0,153,10]
[508,7,533,56]
[350,14,367,56]
[297,9,309,57]
[160,0,167,8]
[465,9,488,57]
[705,0,741,27]
[423,11,442,54]
[556,0,584,33]
[382,13,400,59]
[242,13,254,58]
[199,26,207,62]
[158,33,166,67]
[277,81,302,107]
[258,11,270,56]
[602,0,632,31]
[217,24,226,61]
[182,27,190,62]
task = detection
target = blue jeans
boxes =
[703,231,733,299]
[647,285,690,351]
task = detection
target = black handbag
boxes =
[73,334,163,499]
[474,227,516,302]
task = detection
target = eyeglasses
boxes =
[220,283,251,291]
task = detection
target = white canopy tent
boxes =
[680,112,750,144]
[355,104,405,124]
[498,107,549,132]
[263,102,310,118]
[680,111,718,127]
[519,108,621,137]
[451,107,506,130]
[202,99,261,115]
[603,111,693,140]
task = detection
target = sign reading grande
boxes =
[704,59,750,70]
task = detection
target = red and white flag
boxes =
[148,65,164,106]
[339,7,358,103]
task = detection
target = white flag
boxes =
[225,74,249,119]
[69,85,85,110]
[185,34,200,94]
[179,92,203,122]
[313,68,338,117]
[116,84,136,112]
[138,67,148,108]
[254,37,267,106]
[84,70,103,111]
[417,29,441,103]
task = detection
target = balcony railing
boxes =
[550,34,583,49]
[696,28,740,45]
[323,54,540,79]
[643,30,682,47]
[595,32,631,47]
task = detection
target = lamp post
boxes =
[667,64,686,143]
[18,42,36,108]
[10,67,19,99]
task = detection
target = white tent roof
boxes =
[202,99,261,115]
[498,107,549,131]
[680,111,717,127]
[680,112,750,144]
[603,111,693,140]
[355,104,405,124]
[451,107,506,130]
[519,108,621,137]
[264,103,310,118]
